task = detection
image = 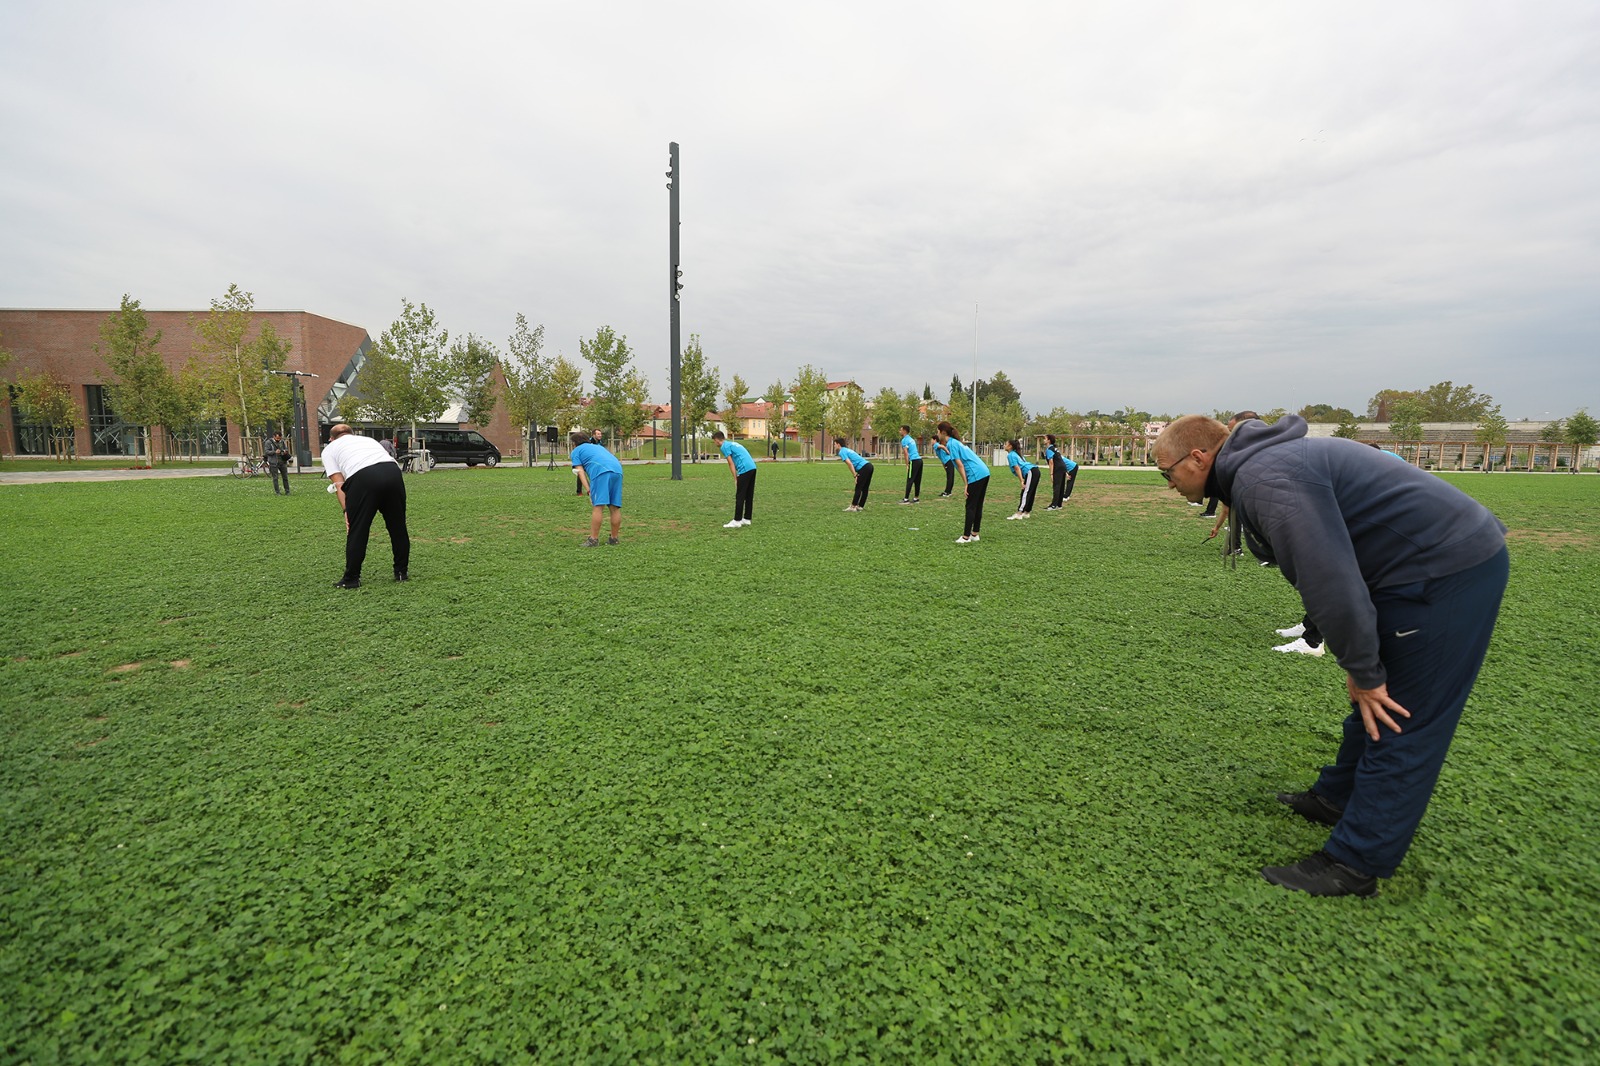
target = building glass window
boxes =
[163,418,230,458]
[8,387,50,455]
[85,384,143,456]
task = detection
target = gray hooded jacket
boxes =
[1211,416,1506,688]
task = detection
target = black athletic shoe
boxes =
[332,578,361,590]
[394,570,408,582]
[1277,789,1344,827]
[1261,850,1377,898]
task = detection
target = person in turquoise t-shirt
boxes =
[936,421,990,542]
[834,437,874,511]
[932,439,956,497]
[1042,433,1079,509]
[569,431,623,546]
[713,431,757,528]
[899,425,923,504]
[1004,439,1041,519]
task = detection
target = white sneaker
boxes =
[740,519,752,526]
[723,520,742,528]
[1273,638,1326,656]
[1006,512,1020,520]
[1276,623,1306,638]
[1017,511,1031,519]
[956,535,971,543]
[969,533,980,542]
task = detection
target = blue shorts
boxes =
[588,471,622,508]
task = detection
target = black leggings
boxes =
[963,476,989,536]
[1018,468,1041,513]
[852,463,874,507]
[904,457,923,501]
[942,461,956,494]
[734,469,757,521]
[1051,464,1076,505]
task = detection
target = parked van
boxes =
[396,429,501,468]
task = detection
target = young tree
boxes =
[549,356,587,436]
[501,313,549,461]
[362,299,453,445]
[1333,415,1362,440]
[162,361,219,460]
[789,364,829,460]
[761,380,789,455]
[580,325,648,446]
[98,294,171,464]
[871,387,904,450]
[828,385,868,450]
[679,334,720,458]
[191,285,292,452]
[722,373,750,436]
[901,389,930,442]
[1562,408,1597,473]
[1388,395,1427,456]
[450,333,500,426]
[1475,405,1509,470]
[12,369,82,459]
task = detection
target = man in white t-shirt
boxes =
[322,424,411,588]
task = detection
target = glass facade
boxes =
[8,387,50,455]
[85,384,143,456]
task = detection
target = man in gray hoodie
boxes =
[1154,414,1508,897]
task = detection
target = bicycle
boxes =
[232,456,268,478]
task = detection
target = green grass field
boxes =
[2,464,1596,1063]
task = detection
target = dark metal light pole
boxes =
[270,370,319,468]
[668,141,683,480]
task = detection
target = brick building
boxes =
[1,308,516,459]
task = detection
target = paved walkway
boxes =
[1,466,245,485]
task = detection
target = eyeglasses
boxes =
[1158,453,1194,482]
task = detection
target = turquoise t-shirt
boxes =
[900,434,921,461]
[934,442,953,464]
[837,447,869,472]
[1045,446,1078,474]
[948,440,989,483]
[571,441,622,479]
[720,439,756,474]
[1006,451,1036,477]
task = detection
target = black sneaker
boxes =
[1261,850,1377,897]
[607,537,619,545]
[332,578,360,590]
[394,570,408,582]
[1277,789,1344,827]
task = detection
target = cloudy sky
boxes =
[3,0,1596,421]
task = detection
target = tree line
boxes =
[7,302,1595,470]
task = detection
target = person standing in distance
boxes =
[899,424,923,505]
[1003,439,1040,519]
[1042,434,1077,509]
[937,421,990,543]
[713,430,757,528]
[322,424,410,588]
[933,437,956,498]
[569,431,623,546]
[834,437,873,511]
[264,431,292,495]
[1153,413,1508,897]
